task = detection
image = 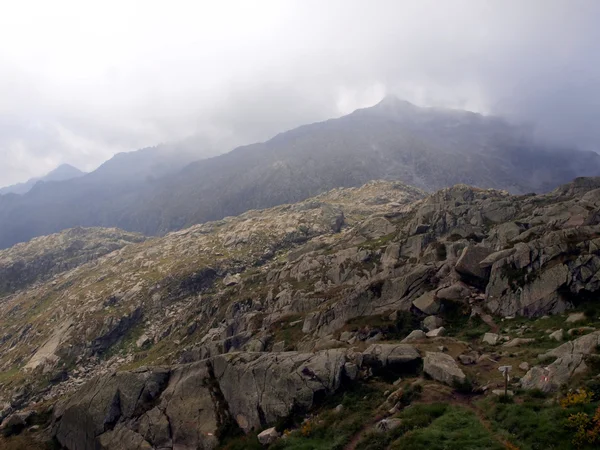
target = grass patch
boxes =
[390,405,504,450]
[482,396,600,450]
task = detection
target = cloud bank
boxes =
[1,0,599,186]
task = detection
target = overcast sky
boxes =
[1,0,599,187]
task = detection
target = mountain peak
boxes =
[375,95,416,109]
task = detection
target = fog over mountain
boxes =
[0,164,84,195]
[1,97,599,249]
[1,0,600,187]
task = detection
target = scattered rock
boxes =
[568,327,596,336]
[436,283,471,301]
[362,344,421,370]
[223,273,241,286]
[566,312,587,323]
[549,329,564,342]
[258,427,280,445]
[423,352,466,386]
[423,315,443,331]
[426,327,446,338]
[412,291,440,315]
[136,334,151,349]
[339,331,355,342]
[482,333,500,346]
[458,353,478,365]
[375,418,403,433]
[401,330,426,342]
[491,389,514,397]
[518,362,530,371]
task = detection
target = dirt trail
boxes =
[344,412,386,450]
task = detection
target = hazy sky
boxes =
[1,0,599,186]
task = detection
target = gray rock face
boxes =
[53,350,350,450]
[423,352,466,386]
[455,245,493,282]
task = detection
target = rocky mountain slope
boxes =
[0,164,84,196]
[1,178,600,449]
[2,97,600,250]
[0,227,145,296]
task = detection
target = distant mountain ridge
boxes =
[0,164,84,195]
[0,96,599,249]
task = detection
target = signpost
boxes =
[498,365,512,397]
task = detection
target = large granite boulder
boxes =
[423,352,466,386]
[520,331,600,392]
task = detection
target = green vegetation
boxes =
[390,406,503,450]
[482,394,600,450]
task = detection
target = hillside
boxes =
[1,97,599,249]
[1,178,600,449]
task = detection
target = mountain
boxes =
[2,177,600,448]
[0,142,221,249]
[0,163,84,195]
[1,96,600,249]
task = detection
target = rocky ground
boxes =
[1,178,600,449]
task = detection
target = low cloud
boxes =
[1,0,599,186]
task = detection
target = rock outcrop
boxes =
[53,348,408,449]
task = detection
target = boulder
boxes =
[543,331,600,359]
[423,315,443,331]
[412,291,440,315]
[258,427,280,445]
[458,352,478,365]
[455,245,493,281]
[567,327,596,336]
[362,344,421,370]
[521,331,600,392]
[423,352,466,386]
[566,312,587,323]
[136,334,151,349]
[426,327,446,338]
[521,354,587,392]
[435,283,470,301]
[401,330,426,342]
[375,418,403,433]
[549,329,564,341]
[223,273,241,286]
[482,333,500,346]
